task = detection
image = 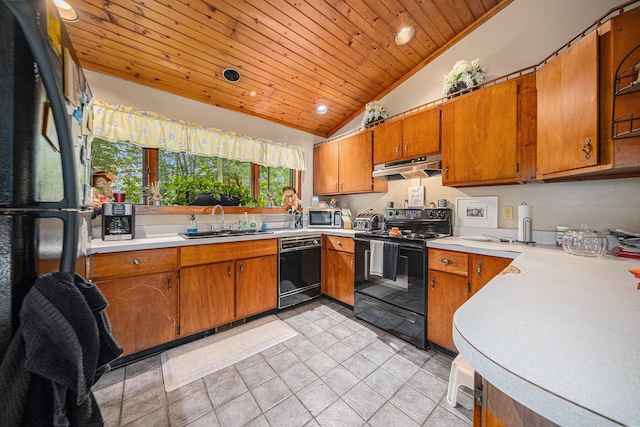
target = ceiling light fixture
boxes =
[222,68,241,82]
[395,26,415,45]
[316,105,329,115]
[53,0,79,21]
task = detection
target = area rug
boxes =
[161,315,297,392]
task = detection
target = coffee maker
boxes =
[102,203,135,240]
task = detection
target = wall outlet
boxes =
[502,206,513,220]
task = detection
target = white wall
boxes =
[84,0,640,233]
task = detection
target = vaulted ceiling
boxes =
[63,0,512,137]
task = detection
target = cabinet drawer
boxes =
[92,248,178,280]
[180,238,277,267]
[428,249,468,276]
[324,235,354,253]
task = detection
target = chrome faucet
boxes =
[211,204,225,230]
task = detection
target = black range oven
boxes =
[354,208,452,349]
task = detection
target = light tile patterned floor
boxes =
[93,297,473,427]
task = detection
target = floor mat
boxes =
[161,315,297,392]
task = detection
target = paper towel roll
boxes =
[517,203,532,242]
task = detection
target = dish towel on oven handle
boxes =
[369,240,399,281]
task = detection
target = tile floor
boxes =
[92,297,473,427]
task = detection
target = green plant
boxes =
[162,175,257,206]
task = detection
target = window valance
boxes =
[91,99,307,170]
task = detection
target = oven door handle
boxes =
[362,299,416,323]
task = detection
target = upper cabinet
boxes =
[537,7,640,181]
[441,74,537,187]
[313,130,387,196]
[373,106,441,165]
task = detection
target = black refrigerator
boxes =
[0,0,93,358]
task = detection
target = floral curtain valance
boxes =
[90,99,307,170]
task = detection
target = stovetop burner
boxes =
[356,207,453,243]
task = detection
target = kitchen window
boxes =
[91,138,297,205]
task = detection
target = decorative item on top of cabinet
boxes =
[322,235,355,306]
[91,248,179,356]
[178,239,277,337]
[313,130,387,196]
[537,6,640,181]
[373,105,441,165]
[441,73,536,187]
[427,249,511,352]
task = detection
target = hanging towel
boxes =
[369,240,385,277]
[382,242,399,281]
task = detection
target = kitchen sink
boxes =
[178,229,273,239]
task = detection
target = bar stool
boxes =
[446,353,474,407]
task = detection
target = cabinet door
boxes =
[537,30,598,176]
[180,262,235,336]
[313,141,339,195]
[442,79,520,186]
[427,270,468,352]
[469,254,512,296]
[97,272,178,355]
[373,119,403,164]
[236,255,277,319]
[402,107,441,158]
[323,249,354,306]
[339,131,374,193]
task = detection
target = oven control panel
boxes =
[384,208,450,220]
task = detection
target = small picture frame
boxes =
[456,196,498,228]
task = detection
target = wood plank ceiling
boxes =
[63,0,512,137]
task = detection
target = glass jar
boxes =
[562,225,608,257]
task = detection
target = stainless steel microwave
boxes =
[307,208,342,228]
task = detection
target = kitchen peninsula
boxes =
[429,237,640,426]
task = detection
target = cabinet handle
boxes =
[337,241,343,246]
[445,166,449,180]
[129,259,143,265]
[167,276,172,291]
[339,181,343,191]
[349,259,354,268]
[582,138,591,160]
[239,262,244,274]
[334,182,338,191]
[395,144,400,155]
[441,258,452,265]
[477,261,483,279]
[404,142,409,155]
[430,275,435,290]
[227,265,231,278]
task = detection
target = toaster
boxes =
[353,212,382,231]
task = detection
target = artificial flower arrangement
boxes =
[442,58,488,96]
[361,100,389,128]
[146,181,163,205]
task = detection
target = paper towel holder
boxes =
[518,202,535,245]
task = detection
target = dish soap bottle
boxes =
[250,215,258,230]
[187,213,198,233]
[242,212,250,230]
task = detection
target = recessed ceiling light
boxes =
[316,105,329,115]
[222,68,241,82]
[54,0,78,21]
[395,26,415,45]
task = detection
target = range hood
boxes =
[372,155,442,180]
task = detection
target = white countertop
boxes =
[429,237,640,426]
[90,227,359,253]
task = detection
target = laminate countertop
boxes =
[90,228,359,254]
[427,237,640,426]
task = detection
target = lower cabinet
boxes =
[179,239,278,337]
[322,235,354,306]
[427,249,512,352]
[92,248,179,356]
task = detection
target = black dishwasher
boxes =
[278,235,322,309]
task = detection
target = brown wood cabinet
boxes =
[322,235,355,306]
[92,248,179,356]
[441,74,536,187]
[373,106,441,165]
[427,249,511,352]
[474,374,558,427]
[179,239,278,336]
[537,7,640,181]
[313,130,387,196]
